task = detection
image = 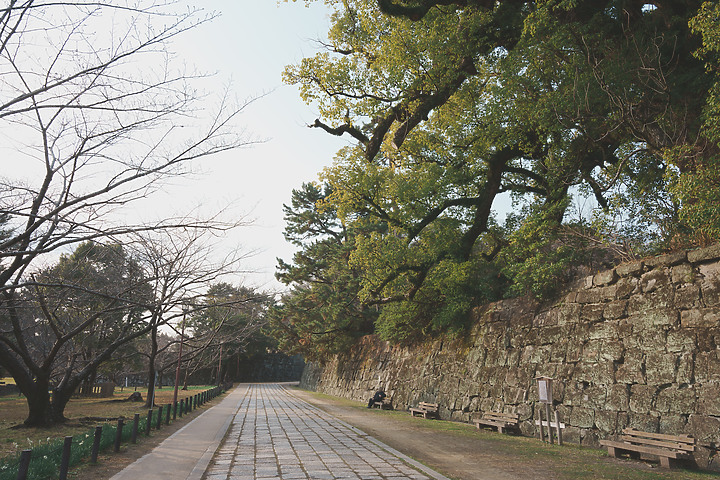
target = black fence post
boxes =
[90,425,103,463]
[165,404,171,425]
[178,399,183,417]
[173,401,177,420]
[145,410,152,437]
[156,405,162,430]
[114,418,124,453]
[16,449,31,480]
[59,436,72,480]
[131,413,140,444]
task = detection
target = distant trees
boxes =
[277,1,720,348]
[183,283,271,384]
[0,1,255,426]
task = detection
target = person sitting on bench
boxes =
[367,389,386,408]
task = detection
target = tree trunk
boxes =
[23,378,67,426]
[144,323,158,408]
[80,367,98,396]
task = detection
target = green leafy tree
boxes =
[271,183,375,359]
[8,242,150,426]
[667,1,720,245]
[282,0,714,341]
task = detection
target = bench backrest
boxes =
[418,402,439,411]
[621,428,695,452]
[483,411,519,422]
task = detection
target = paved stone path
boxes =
[204,384,447,480]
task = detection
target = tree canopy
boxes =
[277,0,720,349]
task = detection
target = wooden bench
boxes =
[599,428,696,469]
[409,402,439,419]
[473,411,519,434]
[372,398,392,410]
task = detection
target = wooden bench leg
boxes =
[606,446,618,458]
[660,457,671,469]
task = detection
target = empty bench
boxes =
[473,411,519,434]
[600,428,696,469]
[409,402,439,419]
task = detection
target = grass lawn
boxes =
[0,383,212,460]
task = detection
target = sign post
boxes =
[536,377,554,444]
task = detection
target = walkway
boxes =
[111,383,448,480]
[204,383,448,480]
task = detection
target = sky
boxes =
[159,1,349,292]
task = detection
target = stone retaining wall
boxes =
[300,244,720,469]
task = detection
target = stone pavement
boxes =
[204,384,449,480]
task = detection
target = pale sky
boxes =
[163,1,348,292]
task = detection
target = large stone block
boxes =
[603,300,627,320]
[640,268,670,293]
[582,384,610,410]
[665,330,696,353]
[580,339,601,363]
[594,269,618,286]
[563,426,582,444]
[699,263,720,307]
[533,309,557,327]
[681,307,720,328]
[676,353,695,384]
[581,303,605,323]
[645,352,677,385]
[606,384,630,411]
[627,288,675,316]
[576,288,603,304]
[594,410,618,434]
[588,322,618,341]
[599,284,619,301]
[615,276,639,299]
[688,244,720,264]
[696,382,720,416]
[671,263,695,284]
[615,350,646,384]
[675,283,701,309]
[556,302,581,325]
[569,406,595,428]
[689,414,720,443]
[629,384,656,413]
[626,413,659,432]
[599,340,623,362]
[655,385,697,414]
[658,414,688,435]
[616,260,644,277]
[645,251,687,268]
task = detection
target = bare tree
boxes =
[127,225,255,408]
[0,1,257,426]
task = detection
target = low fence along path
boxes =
[204,383,448,480]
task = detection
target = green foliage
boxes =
[666,2,720,246]
[277,0,720,356]
[270,183,375,360]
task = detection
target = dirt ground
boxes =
[65,386,720,480]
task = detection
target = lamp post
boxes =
[173,307,187,406]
